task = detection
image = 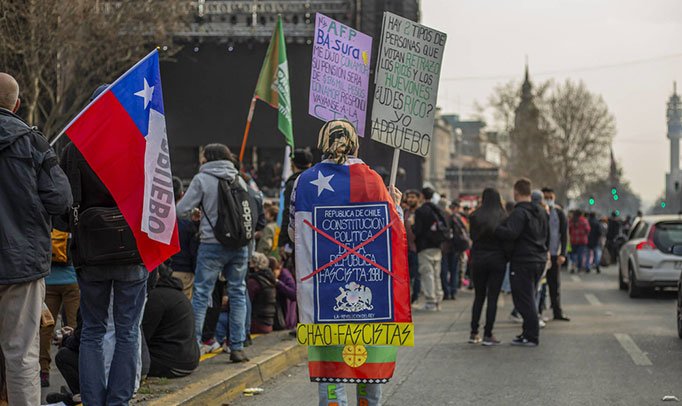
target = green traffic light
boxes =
[662,202,667,208]
[615,210,621,216]
[613,194,619,201]
[588,198,595,205]
[611,188,617,195]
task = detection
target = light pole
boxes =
[455,128,463,197]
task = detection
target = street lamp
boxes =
[455,128,463,197]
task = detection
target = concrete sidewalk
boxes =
[134,331,305,405]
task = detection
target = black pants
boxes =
[55,347,80,395]
[148,360,193,379]
[470,257,506,337]
[510,262,544,343]
[409,251,420,303]
[547,256,564,318]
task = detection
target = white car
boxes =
[618,215,682,298]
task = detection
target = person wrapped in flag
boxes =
[289,120,410,406]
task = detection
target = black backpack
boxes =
[67,148,141,266]
[203,177,257,249]
[450,215,471,252]
[426,203,451,245]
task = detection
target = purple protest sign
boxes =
[309,13,372,136]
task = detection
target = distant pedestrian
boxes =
[587,212,604,273]
[413,187,449,311]
[495,179,549,347]
[404,190,421,303]
[569,210,591,273]
[0,72,72,405]
[606,212,623,264]
[541,187,570,321]
[468,188,508,345]
[442,201,470,300]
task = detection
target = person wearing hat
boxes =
[279,148,314,274]
[289,120,404,406]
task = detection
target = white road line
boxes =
[584,293,602,306]
[571,275,582,282]
[614,333,653,366]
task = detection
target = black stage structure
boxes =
[162,0,422,195]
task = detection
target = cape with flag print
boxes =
[291,158,411,383]
[60,49,179,271]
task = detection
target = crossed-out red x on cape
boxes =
[301,218,405,284]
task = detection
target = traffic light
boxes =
[661,201,667,209]
[615,210,621,216]
[611,188,617,195]
[588,197,595,206]
[613,194,619,201]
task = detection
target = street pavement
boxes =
[233,265,682,405]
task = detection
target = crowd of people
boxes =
[0,72,640,406]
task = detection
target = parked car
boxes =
[618,215,682,298]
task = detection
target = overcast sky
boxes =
[421,0,682,207]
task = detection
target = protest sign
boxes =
[309,13,372,136]
[370,12,447,158]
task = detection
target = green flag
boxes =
[254,15,294,148]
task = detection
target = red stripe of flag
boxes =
[65,91,179,270]
[308,361,396,380]
[349,163,411,323]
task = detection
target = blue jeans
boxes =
[572,245,589,271]
[77,265,148,406]
[215,311,230,343]
[591,246,602,268]
[318,383,382,406]
[440,251,460,298]
[193,243,249,351]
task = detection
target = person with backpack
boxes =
[441,200,470,301]
[39,217,80,388]
[495,179,549,347]
[176,143,254,363]
[468,188,508,346]
[0,72,72,405]
[413,187,448,311]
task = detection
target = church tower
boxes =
[665,82,682,212]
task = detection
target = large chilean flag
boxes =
[61,50,179,270]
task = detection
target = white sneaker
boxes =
[200,340,221,355]
[539,319,546,329]
[509,313,523,323]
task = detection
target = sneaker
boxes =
[510,336,538,347]
[221,340,231,354]
[230,349,250,363]
[509,313,523,323]
[200,339,221,355]
[539,319,546,329]
[468,333,482,344]
[541,315,550,322]
[482,336,501,346]
[554,315,571,322]
[40,371,50,388]
[46,387,76,406]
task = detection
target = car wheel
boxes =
[618,266,627,290]
[628,265,641,298]
[678,288,682,339]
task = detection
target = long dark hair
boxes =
[471,188,507,236]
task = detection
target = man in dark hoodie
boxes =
[0,72,72,405]
[176,143,251,363]
[496,179,549,346]
[142,264,199,378]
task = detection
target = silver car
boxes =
[618,215,682,298]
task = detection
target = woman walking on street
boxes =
[469,188,508,346]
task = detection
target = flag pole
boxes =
[239,96,258,164]
[389,148,400,188]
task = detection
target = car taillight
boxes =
[636,225,657,251]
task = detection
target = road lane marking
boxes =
[614,333,653,366]
[585,293,602,306]
[571,275,582,282]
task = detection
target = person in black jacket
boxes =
[278,148,313,274]
[496,179,549,346]
[142,264,200,378]
[0,72,72,405]
[412,187,447,311]
[469,188,508,346]
[542,187,570,321]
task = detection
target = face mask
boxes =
[546,199,555,207]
